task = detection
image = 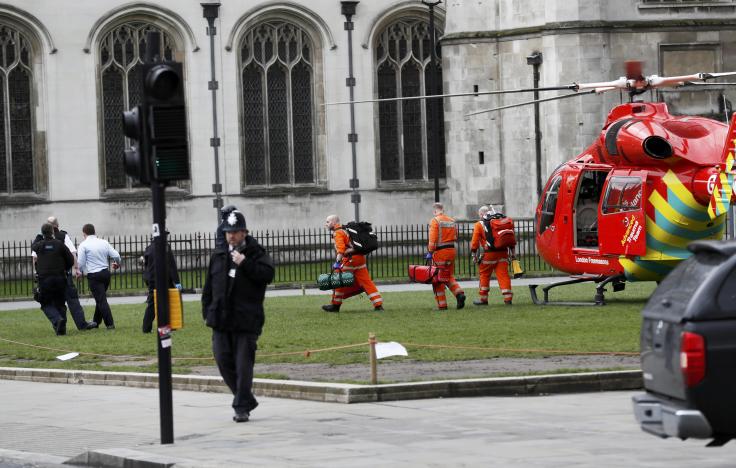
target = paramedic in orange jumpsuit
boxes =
[470,206,513,306]
[427,203,466,310]
[322,215,384,312]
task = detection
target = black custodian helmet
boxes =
[221,210,247,232]
[220,204,238,221]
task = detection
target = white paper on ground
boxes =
[375,341,408,360]
[56,352,79,361]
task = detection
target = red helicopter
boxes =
[326,62,736,304]
[467,62,736,304]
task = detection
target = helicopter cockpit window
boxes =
[602,177,642,214]
[538,176,562,235]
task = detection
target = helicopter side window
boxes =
[602,177,642,214]
[538,176,562,235]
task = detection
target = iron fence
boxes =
[5,209,734,299]
[1,218,546,298]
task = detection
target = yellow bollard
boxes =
[369,332,377,385]
[153,288,184,330]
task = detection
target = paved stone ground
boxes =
[1,380,735,467]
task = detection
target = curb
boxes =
[0,367,642,404]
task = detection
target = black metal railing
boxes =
[6,212,734,299]
[0,218,549,298]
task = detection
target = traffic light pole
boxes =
[152,180,174,444]
[123,30,191,445]
[144,31,174,445]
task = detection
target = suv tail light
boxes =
[680,331,706,387]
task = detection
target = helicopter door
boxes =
[598,171,647,256]
[574,170,608,248]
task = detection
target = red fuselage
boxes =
[534,102,729,281]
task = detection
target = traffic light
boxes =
[122,104,151,185]
[121,60,189,185]
[144,62,190,182]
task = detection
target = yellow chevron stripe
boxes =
[646,216,690,248]
[619,258,666,281]
[639,246,682,261]
[649,190,722,231]
[662,170,704,211]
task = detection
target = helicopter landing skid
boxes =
[529,275,626,306]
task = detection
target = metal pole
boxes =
[342,1,360,221]
[152,181,173,444]
[369,332,377,384]
[202,3,223,224]
[145,31,174,445]
[527,52,543,197]
[423,0,442,203]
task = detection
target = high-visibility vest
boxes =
[428,214,457,251]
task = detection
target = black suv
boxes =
[632,240,736,446]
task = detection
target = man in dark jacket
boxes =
[202,210,274,423]
[32,223,75,335]
[141,234,181,333]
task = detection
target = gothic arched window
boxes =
[239,21,316,187]
[98,22,179,191]
[0,25,35,194]
[375,18,446,182]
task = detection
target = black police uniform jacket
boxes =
[142,242,180,288]
[202,235,274,335]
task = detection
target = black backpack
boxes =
[343,221,379,255]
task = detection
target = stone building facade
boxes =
[443,0,736,219]
[1,0,735,241]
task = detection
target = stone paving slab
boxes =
[0,367,643,404]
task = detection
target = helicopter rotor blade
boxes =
[574,77,630,91]
[322,85,578,107]
[680,81,736,87]
[649,72,736,88]
[465,90,599,118]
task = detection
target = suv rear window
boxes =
[644,251,724,321]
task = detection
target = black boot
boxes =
[54,319,67,336]
[456,293,466,310]
[473,299,488,306]
[322,304,340,313]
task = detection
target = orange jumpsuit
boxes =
[330,226,383,309]
[428,214,464,309]
[471,220,513,304]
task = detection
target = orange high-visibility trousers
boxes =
[431,248,464,309]
[331,264,383,308]
[477,250,512,304]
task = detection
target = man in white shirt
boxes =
[77,224,121,329]
[31,217,98,331]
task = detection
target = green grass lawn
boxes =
[0,282,654,375]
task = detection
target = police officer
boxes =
[32,217,97,331]
[141,231,182,333]
[32,223,75,335]
[202,211,274,422]
[215,205,239,250]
